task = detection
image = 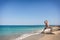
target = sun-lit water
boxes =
[0,25,44,36]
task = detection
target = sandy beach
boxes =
[22,31,60,40]
[22,26,60,40]
[39,31,60,40]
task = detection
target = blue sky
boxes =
[0,0,60,25]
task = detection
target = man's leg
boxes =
[42,27,46,33]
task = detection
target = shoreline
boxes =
[12,30,42,40]
[21,30,60,40]
[21,26,60,40]
[0,26,60,40]
[1,30,60,40]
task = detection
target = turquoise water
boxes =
[0,25,44,36]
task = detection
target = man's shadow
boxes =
[41,32,55,35]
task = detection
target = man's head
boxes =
[44,20,48,24]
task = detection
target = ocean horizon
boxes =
[0,25,45,36]
[0,25,57,36]
[0,25,59,40]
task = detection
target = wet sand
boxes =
[22,31,60,40]
[22,26,60,40]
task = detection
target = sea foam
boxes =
[12,30,42,40]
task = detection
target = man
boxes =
[42,20,52,33]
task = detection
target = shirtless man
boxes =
[42,20,52,33]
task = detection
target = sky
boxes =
[0,0,60,25]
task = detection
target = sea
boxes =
[0,25,45,40]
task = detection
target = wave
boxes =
[12,30,43,40]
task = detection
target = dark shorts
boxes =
[44,27,52,29]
